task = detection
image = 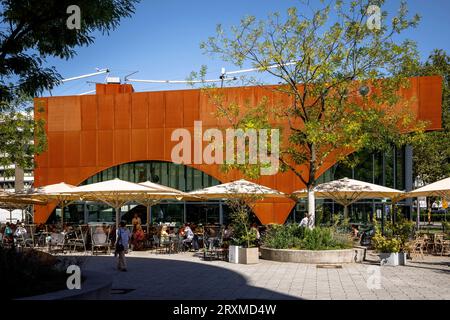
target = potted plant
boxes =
[228,200,259,264]
[384,215,415,265]
[372,231,401,266]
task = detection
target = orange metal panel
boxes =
[80,95,97,130]
[96,83,134,95]
[47,167,64,184]
[131,129,148,160]
[97,95,114,130]
[80,131,97,167]
[34,167,47,187]
[131,92,148,129]
[183,90,200,126]
[148,128,165,160]
[63,97,81,131]
[63,132,81,167]
[35,151,49,169]
[47,97,65,132]
[418,76,443,130]
[165,91,184,127]
[114,130,131,164]
[47,132,64,167]
[97,130,114,166]
[148,92,165,128]
[64,167,80,185]
[199,89,219,126]
[114,94,131,129]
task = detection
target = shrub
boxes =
[372,231,401,253]
[443,221,450,232]
[262,224,304,249]
[262,224,352,250]
[382,215,415,251]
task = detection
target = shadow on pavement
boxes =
[76,255,301,300]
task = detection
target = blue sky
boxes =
[46,0,450,96]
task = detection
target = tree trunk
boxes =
[307,143,317,229]
[308,189,315,229]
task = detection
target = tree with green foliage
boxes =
[0,0,138,182]
[198,0,425,226]
[0,0,139,106]
[411,49,450,184]
[0,95,46,180]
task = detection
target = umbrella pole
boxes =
[61,202,65,227]
[146,204,150,233]
[416,197,420,231]
[115,207,120,229]
[343,205,349,220]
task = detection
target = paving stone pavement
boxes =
[78,250,450,300]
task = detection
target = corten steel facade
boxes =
[34,76,443,224]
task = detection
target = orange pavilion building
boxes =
[33,76,443,225]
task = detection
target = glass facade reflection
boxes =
[81,161,220,191]
[287,146,413,224]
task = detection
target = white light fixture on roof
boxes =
[106,76,121,84]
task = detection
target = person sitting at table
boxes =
[132,224,145,251]
[14,223,27,238]
[250,223,260,240]
[178,226,185,238]
[182,223,194,250]
[2,223,13,245]
[223,224,233,241]
[160,225,170,242]
[351,224,361,242]
[132,213,142,231]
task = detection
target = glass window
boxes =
[186,166,194,191]
[193,169,202,190]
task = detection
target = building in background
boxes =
[33,77,443,225]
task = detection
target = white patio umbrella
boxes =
[407,177,450,200]
[137,181,190,233]
[188,179,286,224]
[1,190,47,223]
[188,179,286,200]
[292,177,404,219]
[67,178,192,229]
[67,178,160,229]
[31,182,78,225]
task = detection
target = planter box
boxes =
[260,247,365,264]
[228,245,240,264]
[238,247,259,264]
[379,252,399,266]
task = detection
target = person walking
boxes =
[115,221,131,272]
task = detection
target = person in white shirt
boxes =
[14,224,27,237]
[299,214,309,227]
[182,223,194,250]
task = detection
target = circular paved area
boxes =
[78,250,450,300]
